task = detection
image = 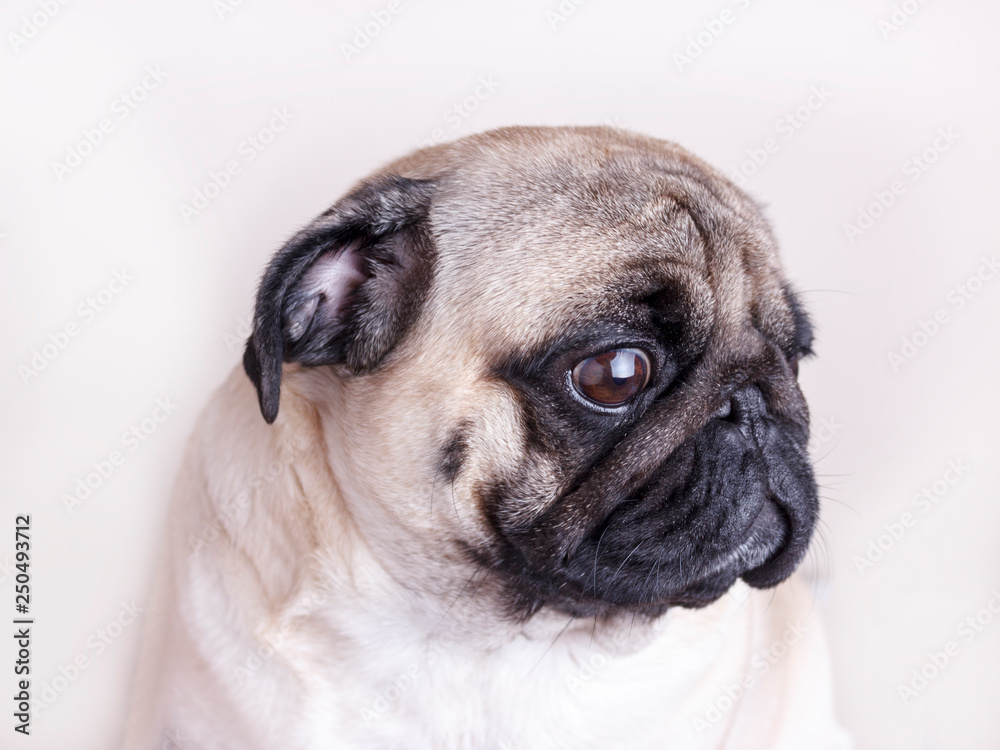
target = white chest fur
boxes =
[250,584,767,750]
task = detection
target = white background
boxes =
[1,0,998,748]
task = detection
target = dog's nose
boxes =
[713,385,767,427]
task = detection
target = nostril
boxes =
[712,399,733,421]
[713,386,766,425]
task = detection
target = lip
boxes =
[740,497,789,564]
[654,498,787,607]
[741,498,801,588]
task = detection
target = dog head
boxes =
[244,126,817,620]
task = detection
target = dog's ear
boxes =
[243,175,436,423]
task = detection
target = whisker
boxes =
[464,565,491,608]
[428,447,456,519]
[639,552,660,596]
[810,446,843,465]
[612,541,643,582]
[435,564,486,631]
[593,523,613,598]
[795,288,860,297]
[520,615,576,681]
[449,479,465,529]
[628,608,639,645]
[818,492,861,517]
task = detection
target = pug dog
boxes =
[125,126,853,750]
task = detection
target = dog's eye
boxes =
[571,348,651,406]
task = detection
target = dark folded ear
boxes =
[243,175,436,423]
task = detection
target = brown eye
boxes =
[571,348,651,406]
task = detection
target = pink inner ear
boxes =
[286,243,367,342]
[299,242,367,299]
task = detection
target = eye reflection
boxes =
[571,348,651,406]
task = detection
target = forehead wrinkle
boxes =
[408,128,788,362]
[427,225,711,361]
[665,182,785,347]
[430,176,711,284]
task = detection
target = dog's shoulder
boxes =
[173,365,341,611]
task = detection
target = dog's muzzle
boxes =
[497,384,818,617]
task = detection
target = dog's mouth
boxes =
[514,494,800,617]
[685,497,789,586]
[483,421,817,619]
